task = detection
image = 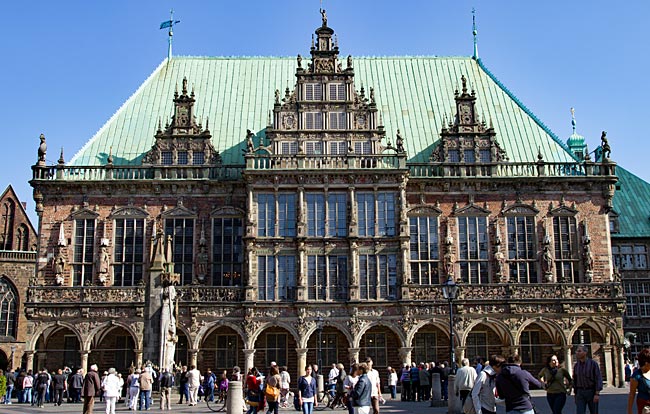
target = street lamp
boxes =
[316,316,324,370]
[442,278,459,374]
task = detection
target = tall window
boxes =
[281,142,298,155]
[113,335,135,371]
[520,331,542,365]
[16,224,29,251]
[0,278,17,338]
[357,193,396,237]
[377,194,396,236]
[258,194,275,237]
[215,334,238,371]
[305,112,323,129]
[328,83,346,101]
[322,333,338,367]
[329,112,346,130]
[307,255,348,301]
[278,194,296,237]
[307,194,326,237]
[258,255,296,301]
[1,200,15,250]
[113,218,145,286]
[329,142,347,155]
[305,84,323,101]
[165,218,194,285]
[409,216,439,284]
[359,254,397,300]
[73,219,95,286]
[413,332,437,364]
[613,244,648,270]
[63,335,81,368]
[265,333,288,367]
[357,194,375,236]
[465,332,488,361]
[553,216,578,282]
[361,333,387,367]
[458,216,489,284]
[212,218,243,286]
[328,193,347,237]
[506,216,538,283]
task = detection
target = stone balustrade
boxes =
[26,286,145,303]
[0,250,36,262]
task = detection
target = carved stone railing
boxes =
[407,282,623,302]
[245,153,407,171]
[26,286,146,304]
[176,286,243,302]
[0,250,36,262]
[31,164,246,182]
[408,161,616,178]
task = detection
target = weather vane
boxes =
[160,9,181,60]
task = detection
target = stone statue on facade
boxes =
[38,134,47,164]
[54,250,66,286]
[97,244,111,286]
[197,244,208,284]
[444,249,456,279]
[583,239,594,279]
[494,248,507,282]
[246,129,255,153]
[600,131,611,159]
[320,9,327,26]
[541,244,554,281]
[160,278,178,372]
[347,55,352,69]
[297,54,302,69]
[396,130,405,153]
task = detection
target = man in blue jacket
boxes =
[494,354,542,414]
[352,363,372,414]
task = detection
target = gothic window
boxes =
[257,194,276,237]
[506,216,538,283]
[72,219,95,286]
[409,216,439,285]
[177,151,188,165]
[354,141,371,154]
[327,193,347,237]
[257,255,296,301]
[307,255,348,301]
[305,83,323,101]
[465,332,488,362]
[165,218,194,285]
[361,333,387,367]
[613,245,648,270]
[520,330,542,365]
[212,218,243,286]
[16,224,29,251]
[265,333,288,367]
[0,279,17,338]
[464,149,475,163]
[329,141,347,155]
[1,200,15,250]
[305,113,323,130]
[113,218,145,286]
[479,149,491,163]
[281,142,299,155]
[305,141,323,155]
[413,332,437,364]
[192,151,205,165]
[214,334,238,371]
[278,194,297,237]
[329,112,347,130]
[359,254,397,300]
[552,216,578,282]
[161,151,173,165]
[328,83,346,101]
[306,194,326,237]
[458,216,489,284]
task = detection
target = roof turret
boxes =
[566,107,587,160]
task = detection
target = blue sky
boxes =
[2,0,648,224]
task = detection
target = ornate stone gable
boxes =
[430,75,507,163]
[142,77,220,166]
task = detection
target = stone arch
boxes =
[248,321,301,350]
[354,321,407,349]
[409,322,451,365]
[0,349,7,371]
[304,324,352,371]
[515,318,568,347]
[28,321,83,351]
[88,324,137,374]
[568,317,621,347]
[515,319,567,373]
[459,318,513,347]
[405,319,451,347]
[300,320,353,349]
[460,318,514,362]
[87,321,141,352]
[198,324,245,374]
[193,320,246,350]
[33,323,83,370]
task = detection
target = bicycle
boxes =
[206,389,227,412]
[314,389,330,411]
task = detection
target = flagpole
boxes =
[168,9,174,61]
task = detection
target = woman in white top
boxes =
[388,367,398,400]
[102,368,121,414]
[280,366,291,407]
[343,363,359,414]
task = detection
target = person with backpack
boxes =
[538,354,572,414]
[470,356,499,414]
[628,348,650,414]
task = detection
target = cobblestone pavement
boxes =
[0,388,631,414]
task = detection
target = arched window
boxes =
[0,278,17,338]
[16,224,29,251]
[1,200,15,250]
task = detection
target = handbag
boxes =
[462,396,476,414]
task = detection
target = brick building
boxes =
[25,17,626,385]
[0,185,37,370]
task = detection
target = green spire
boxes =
[472,8,479,60]
[567,107,587,160]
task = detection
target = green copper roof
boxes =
[612,167,650,238]
[69,56,576,167]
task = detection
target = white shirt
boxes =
[367,369,380,397]
[187,369,201,387]
[389,372,397,386]
[102,374,122,398]
[280,371,291,389]
[328,367,339,385]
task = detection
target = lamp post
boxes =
[316,316,324,370]
[442,278,459,374]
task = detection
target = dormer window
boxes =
[161,151,173,165]
[330,142,347,155]
[354,141,371,155]
[464,150,475,163]
[281,142,299,155]
[177,151,188,165]
[448,150,460,163]
[305,112,323,130]
[329,112,347,130]
[306,142,323,155]
[193,151,205,165]
[479,149,491,163]
[329,83,346,101]
[305,83,323,101]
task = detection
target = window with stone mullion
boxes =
[377,193,396,236]
[409,216,439,285]
[278,194,297,237]
[357,193,375,237]
[413,332,437,364]
[0,279,16,337]
[113,218,145,286]
[506,216,538,283]
[306,194,326,237]
[307,255,348,301]
[552,216,578,282]
[165,218,194,285]
[257,256,275,301]
[73,219,95,286]
[458,216,489,284]
[265,333,288,367]
[359,254,397,300]
[212,218,243,286]
[327,193,347,237]
[257,194,276,237]
[258,255,296,301]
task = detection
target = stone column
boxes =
[24,351,35,372]
[188,349,199,367]
[603,345,614,388]
[135,349,143,368]
[618,345,626,387]
[455,346,466,364]
[349,241,359,300]
[431,373,442,401]
[447,374,461,414]
[347,348,360,366]
[79,350,90,373]
[227,381,243,414]
[564,346,573,377]
[243,349,256,376]
[398,347,413,367]
[296,348,309,377]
